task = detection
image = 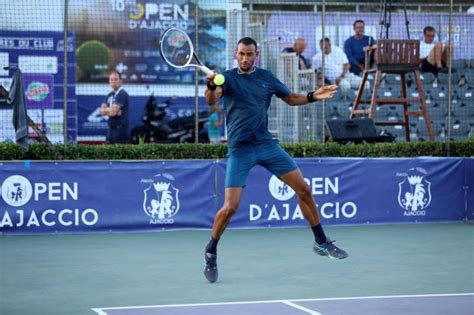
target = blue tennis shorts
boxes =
[225,141,298,188]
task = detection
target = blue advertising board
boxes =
[465,158,474,221]
[0,158,471,235]
[219,158,467,228]
[0,160,216,234]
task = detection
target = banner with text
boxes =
[0,158,471,234]
[218,158,467,228]
[70,0,226,84]
[0,160,216,234]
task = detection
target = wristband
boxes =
[207,81,217,91]
[307,91,316,103]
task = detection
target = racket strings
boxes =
[159,27,212,75]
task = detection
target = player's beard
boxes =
[239,62,253,73]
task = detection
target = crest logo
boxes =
[268,175,295,201]
[1,175,33,207]
[142,174,180,224]
[397,167,432,216]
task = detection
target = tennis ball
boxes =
[213,74,225,86]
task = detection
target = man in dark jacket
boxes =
[99,70,129,144]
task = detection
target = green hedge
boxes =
[0,139,472,160]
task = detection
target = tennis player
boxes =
[204,37,348,283]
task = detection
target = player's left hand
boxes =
[314,84,338,100]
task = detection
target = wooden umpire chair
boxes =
[350,39,434,141]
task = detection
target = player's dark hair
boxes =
[237,37,258,50]
[423,26,436,34]
[353,20,365,27]
[109,70,122,80]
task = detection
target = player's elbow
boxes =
[283,94,299,106]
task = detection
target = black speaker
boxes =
[325,118,391,143]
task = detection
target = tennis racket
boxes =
[159,27,213,76]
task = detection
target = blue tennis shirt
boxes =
[221,68,291,150]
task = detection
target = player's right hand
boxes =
[206,71,217,82]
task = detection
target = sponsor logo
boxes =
[250,175,357,222]
[0,209,98,228]
[142,173,180,224]
[268,175,295,201]
[127,2,189,30]
[25,81,50,101]
[0,175,99,229]
[397,167,432,216]
[1,175,33,207]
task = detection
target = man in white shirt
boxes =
[420,26,451,78]
[312,37,367,95]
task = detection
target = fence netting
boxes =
[0,1,472,145]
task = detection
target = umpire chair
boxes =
[350,39,434,141]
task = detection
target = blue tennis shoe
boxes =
[204,252,218,283]
[313,239,348,260]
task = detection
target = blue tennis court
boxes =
[1,224,472,315]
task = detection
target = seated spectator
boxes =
[282,37,311,70]
[313,38,368,95]
[344,20,376,75]
[419,26,452,82]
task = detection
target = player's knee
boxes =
[222,202,239,217]
[295,183,312,199]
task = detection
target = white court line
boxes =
[282,300,322,315]
[91,292,474,313]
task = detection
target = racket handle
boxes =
[200,66,214,76]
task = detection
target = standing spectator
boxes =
[282,37,311,70]
[99,70,129,144]
[207,103,223,144]
[344,20,376,75]
[313,38,367,95]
